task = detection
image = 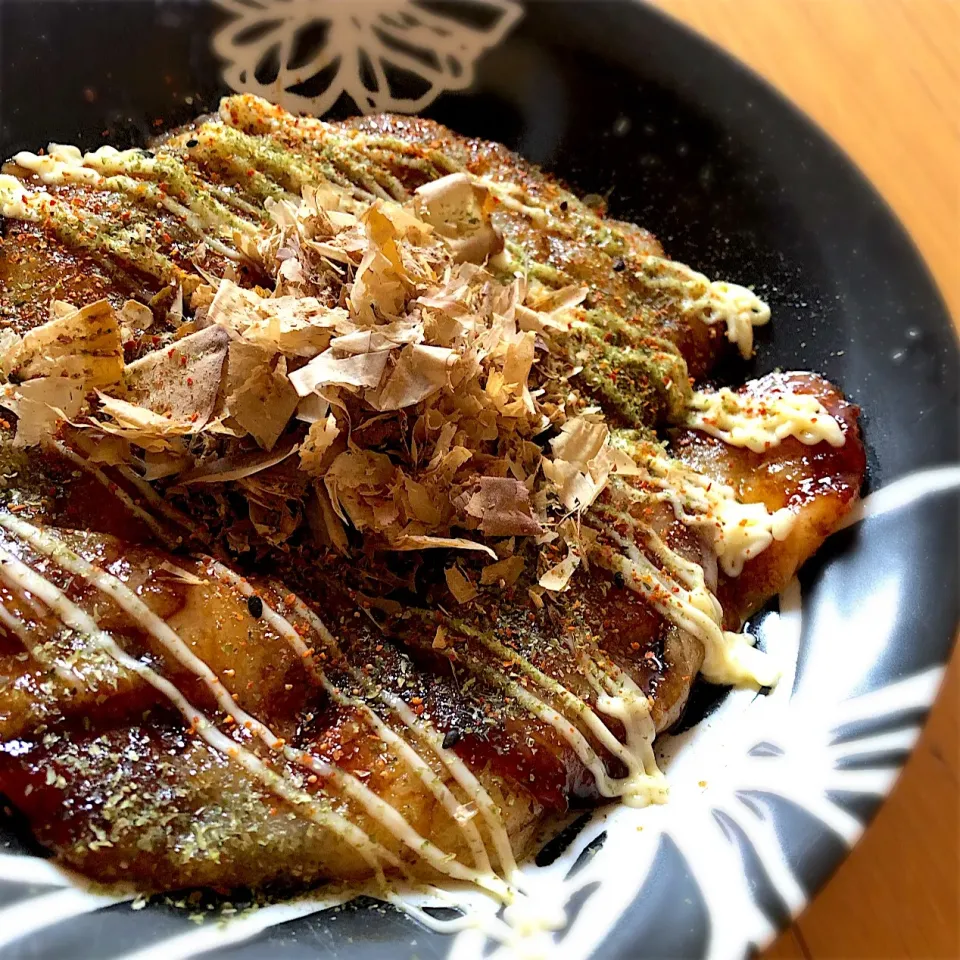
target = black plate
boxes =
[0,2,957,959]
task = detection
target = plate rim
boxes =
[0,2,957,959]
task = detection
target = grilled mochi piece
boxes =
[0,522,545,890]
[1,94,747,428]
[0,368,862,892]
[671,371,865,626]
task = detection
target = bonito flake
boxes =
[26,150,636,585]
[2,299,123,388]
[0,378,87,447]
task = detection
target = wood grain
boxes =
[646,2,960,958]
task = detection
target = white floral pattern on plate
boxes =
[211,0,523,115]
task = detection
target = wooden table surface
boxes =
[647,2,959,957]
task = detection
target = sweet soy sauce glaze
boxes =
[0,95,865,951]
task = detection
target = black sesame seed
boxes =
[613,258,626,273]
[247,595,263,619]
[186,138,199,148]
[613,571,625,589]
[442,729,462,749]
[139,149,156,159]
[559,200,569,212]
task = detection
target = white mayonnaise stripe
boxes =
[51,440,215,552]
[0,538,393,875]
[373,685,520,881]
[614,453,796,578]
[0,558,84,687]
[638,254,770,359]
[113,464,216,550]
[0,514,320,769]
[640,255,770,359]
[590,510,778,687]
[46,440,184,550]
[82,144,266,223]
[574,645,664,793]
[573,646,612,700]
[0,513,508,901]
[593,510,720,627]
[12,145,254,250]
[206,562,495,878]
[459,624,665,805]
[282,592,521,881]
[595,672,664,792]
[0,174,41,222]
[465,654,637,805]
[0,183,182,285]
[686,386,844,453]
[113,465,960,958]
[634,520,723,621]
[597,539,771,687]
[471,175,554,228]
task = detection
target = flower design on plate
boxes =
[211,0,523,116]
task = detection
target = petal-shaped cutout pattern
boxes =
[212,0,523,115]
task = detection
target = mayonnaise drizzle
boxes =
[46,441,216,553]
[206,562,498,879]
[0,182,183,284]
[45,440,185,551]
[10,146,250,260]
[0,563,83,688]
[0,93,862,952]
[0,174,43,222]
[82,145,266,222]
[113,464,216,550]
[0,524,574,952]
[282,591,521,881]
[686,386,845,452]
[13,145,104,185]
[590,509,780,687]
[0,532,394,876]
[612,451,797,577]
[456,622,666,807]
[0,513,510,901]
[471,175,556,229]
[639,255,771,358]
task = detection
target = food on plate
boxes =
[0,96,865,906]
